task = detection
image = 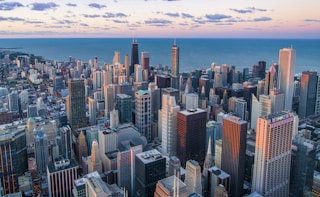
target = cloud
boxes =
[24,20,44,24]
[181,13,194,18]
[103,12,128,18]
[66,3,76,7]
[216,23,233,26]
[205,14,232,22]
[165,12,179,17]
[0,16,24,21]
[83,14,100,18]
[113,19,128,23]
[244,27,262,30]
[305,19,320,22]
[56,19,76,25]
[88,3,106,9]
[30,2,58,11]
[80,23,88,26]
[253,17,272,22]
[145,18,172,26]
[230,7,267,14]
[0,2,23,10]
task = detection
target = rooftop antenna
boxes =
[173,38,176,46]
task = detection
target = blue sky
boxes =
[0,0,320,38]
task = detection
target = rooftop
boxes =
[136,149,164,164]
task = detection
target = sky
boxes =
[0,0,320,38]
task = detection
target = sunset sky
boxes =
[1,0,320,38]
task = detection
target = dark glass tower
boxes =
[298,71,318,118]
[130,40,139,75]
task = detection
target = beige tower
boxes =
[88,140,103,174]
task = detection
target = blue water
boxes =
[1,38,319,74]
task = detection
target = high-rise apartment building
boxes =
[221,115,247,197]
[171,40,179,76]
[135,149,166,197]
[135,90,152,142]
[279,48,296,110]
[161,94,180,156]
[299,71,318,118]
[252,111,294,196]
[66,79,87,130]
[177,108,207,167]
[130,40,139,75]
[34,127,49,175]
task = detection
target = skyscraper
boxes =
[264,64,278,95]
[141,51,150,70]
[298,71,318,118]
[161,94,180,157]
[116,94,132,123]
[315,74,320,115]
[252,111,294,197]
[130,40,139,75]
[279,48,296,110]
[221,115,247,197]
[135,149,166,197]
[135,90,152,142]
[154,176,188,197]
[88,97,97,126]
[7,91,19,112]
[208,166,231,197]
[34,127,49,175]
[88,140,103,174]
[171,40,179,76]
[184,160,202,195]
[66,79,87,130]
[177,108,207,167]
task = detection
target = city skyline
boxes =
[0,0,320,38]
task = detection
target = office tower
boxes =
[250,94,260,130]
[85,127,98,156]
[0,127,27,195]
[258,61,266,79]
[270,88,285,112]
[184,160,202,195]
[203,137,214,180]
[215,184,229,197]
[156,74,171,88]
[124,54,130,80]
[214,72,223,88]
[206,120,220,155]
[171,75,179,90]
[186,93,199,109]
[88,140,103,174]
[28,104,38,118]
[168,156,181,178]
[221,115,247,197]
[92,69,102,91]
[109,109,119,128]
[279,48,296,110]
[252,111,294,197]
[199,86,207,109]
[154,176,188,197]
[47,158,79,197]
[221,64,229,86]
[234,98,247,120]
[135,149,166,197]
[66,79,87,130]
[88,97,97,126]
[75,131,88,164]
[171,40,179,76]
[7,91,19,112]
[256,80,265,99]
[141,51,150,70]
[34,127,49,175]
[208,166,231,197]
[117,145,142,197]
[316,74,320,115]
[98,128,118,154]
[290,136,316,197]
[113,50,120,64]
[104,84,115,116]
[161,94,180,156]
[177,108,206,167]
[93,56,98,68]
[116,94,132,123]
[259,94,272,116]
[135,90,152,142]
[209,88,220,106]
[243,85,257,120]
[130,40,139,75]
[134,64,143,82]
[299,71,318,118]
[102,70,112,86]
[264,64,278,95]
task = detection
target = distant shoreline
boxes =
[0,47,23,50]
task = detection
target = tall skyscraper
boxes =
[75,130,88,164]
[177,108,207,167]
[0,127,27,195]
[116,94,132,123]
[184,160,202,195]
[279,48,296,110]
[130,40,139,75]
[264,64,278,95]
[141,51,150,70]
[88,140,103,173]
[135,90,152,142]
[161,94,180,156]
[34,127,49,175]
[203,137,214,180]
[208,166,231,197]
[221,115,247,197]
[298,71,318,118]
[252,111,294,197]
[171,40,179,76]
[135,149,166,197]
[66,79,87,130]
[315,74,320,115]
[154,176,188,197]
[7,91,19,112]
[88,97,97,126]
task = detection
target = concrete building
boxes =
[184,160,202,195]
[34,127,49,175]
[154,176,187,197]
[208,166,231,197]
[135,90,152,142]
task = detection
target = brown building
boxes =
[221,115,247,197]
[0,111,13,124]
[177,108,207,167]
